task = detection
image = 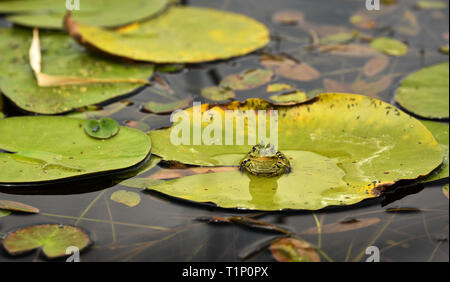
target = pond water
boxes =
[0,0,448,262]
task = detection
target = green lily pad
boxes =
[0,199,39,213]
[420,121,449,182]
[266,83,293,93]
[0,116,151,183]
[371,37,408,56]
[0,28,154,114]
[0,209,11,218]
[148,94,443,210]
[0,0,168,29]
[440,45,449,55]
[395,61,449,119]
[2,224,90,258]
[66,6,270,63]
[110,190,141,207]
[416,1,446,9]
[84,118,120,140]
[201,86,236,101]
[220,69,274,91]
[269,90,309,105]
[143,96,193,114]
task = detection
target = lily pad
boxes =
[201,86,236,101]
[0,209,11,218]
[0,199,39,213]
[84,118,120,140]
[416,1,446,9]
[65,6,270,63]
[0,116,151,183]
[261,54,320,81]
[110,190,141,207]
[420,121,449,182]
[266,84,293,93]
[148,94,443,210]
[269,90,309,105]
[270,238,320,262]
[2,224,90,258]
[0,28,154,114]
[395,61,449,119]
[143,96,193,114]
[220,69,274,91]
[370,37,408,56]
[0,0,168,29]
[440,45,449,55]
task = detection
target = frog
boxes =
[239,143,291,177]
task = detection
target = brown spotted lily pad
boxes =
[270,238,320,262]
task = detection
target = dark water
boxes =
[0,0,448,262]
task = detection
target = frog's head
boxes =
[249,142,277,158]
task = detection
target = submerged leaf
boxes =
[272,10,304,25]
[370,37,408,56]
[363,56,390,77]
[84,118,120,140]
[110,190,141,207]
[65,7,270,63]
[201,86,236,101]
[148,94,443,210]
[261,54,320,81]
[0,0,168,29]
[143,96,193,114]
[270,238,320,262]
[302,217,380,234]
[220,69,274,91]
[443,184,449,199]
[395,61,449,119]
[0,116,151,183]
[0,28,154,114]
[2,224,90,258]
[0,200,39,213]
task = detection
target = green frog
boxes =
[239,143,291,177]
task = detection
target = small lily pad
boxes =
[0,200,39,213]
[395,61,449,119]
[261,54,320,81]
[65,7,270,63]
[0,0,168,29]
[416,1,446,9]
[320,31,359,45]
[84,118,120,140]
[110,190,141,207]
[143,96,193,114]
[269,90,309,105]
[270,238,320,262]
[201,86,236,101]
[0,209,11,218]
[440,45,449,55]
[370,37,408,56]
[363,56,390,78]
[0,116,151,183]
[2,224,90,258]
[220,69,274,91]
[266,84,293,93]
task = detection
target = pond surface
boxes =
[0,0,448,262]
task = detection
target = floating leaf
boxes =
[269,90,309,105]
[0,0,168,29]
[261,54,320,81]
[363,56,390,77]
[443,184,449,199]
[272,10,304,25]
[270,238,320,262]
[350,13,376,30]
[395,61,449,119]
[0,116,151,183]
[420,121,449,182]
[201,86,236,101]
[351,75,393,97]
[0,199,39,213]
[148,166,238,180]
[148,94,443,210]
[84,118,120,140]
[110,190,141,207]
[440,45,449,54]
[0,28,154,114]
[320,31,359,45]
[143,96,193,114]
[370,37,408,56]
[120,178,164,189]
[0,209,11,218]
[302,217,380,234]
[317,44,380,57]
[220,69,274,91]
[66,100,131,120]
[397,10,420,36]
[416,1,446,9]
[200,216,292,235]
[385,207,421,213]
[65,7,270,63]
[2,224,90,258]
[266,84,293,93]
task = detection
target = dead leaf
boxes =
[363,56,390,77]
[317,44,380,57]
[270,238,320,262]
[272,10,304,25]
[261,53,320,81]
[301,217,380,234]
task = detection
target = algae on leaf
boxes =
[395,61,449,119]
[0,116,151,183]
[0,28,154,114]
[65,7,270,63]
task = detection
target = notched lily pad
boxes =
[110,190,141,207]
[0,199,39,213]
[0,116,151,183]
[2,224,90,258]
[395,61,449,119]
[84,118,120,140]
[270,238,320,262]
[370,37,408,56]
[220,69,274,91]
[65,7,270,63]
